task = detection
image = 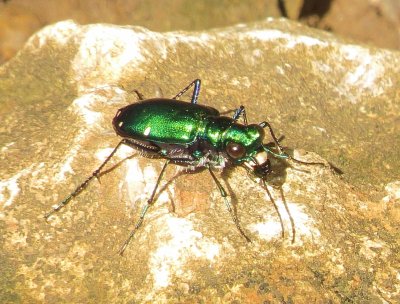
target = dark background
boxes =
[1,0,400,64]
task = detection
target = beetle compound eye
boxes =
[226,142,246,159]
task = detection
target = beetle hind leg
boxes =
[44,139,130,221]
[119,159,170,255]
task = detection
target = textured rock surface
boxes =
[0,19,399,303]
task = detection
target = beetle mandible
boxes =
[45,79,325,255]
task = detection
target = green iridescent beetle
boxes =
[45,79,325,255]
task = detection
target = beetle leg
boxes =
[172,79,201,104]
[260,178,296,243]
[44,139,131,220]
[207,166,251,243]
[168,157,199,167]
[122,138,160,154]
[132,89,145,101]
[119,159,170,255]
[232,105,248,125]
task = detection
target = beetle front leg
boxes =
[207,166,251,243]
[119,159,170,255]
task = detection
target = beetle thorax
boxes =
[203,117,265,163]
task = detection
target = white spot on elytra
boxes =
[144,126,151,136]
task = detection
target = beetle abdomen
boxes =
[113,98,219,144]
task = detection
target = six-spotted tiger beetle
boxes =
[45,79,327,255]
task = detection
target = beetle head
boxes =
[223,123,265,164]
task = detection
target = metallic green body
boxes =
[205,116,264,154]
[113,98,265,163]
[114,98,219,144]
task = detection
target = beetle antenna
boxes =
[262,144,326,168]
[259,121,325,167]
[259,121,285,153]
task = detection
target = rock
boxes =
[0,19,399,303]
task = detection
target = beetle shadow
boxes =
[263,143,318,243]
[97,154,208,216]
[262,142,345,242]
[219,155,294,242]
[152,167,203,213]
[141,163,255,243]
[221,140,323,243]
[96,145,324,244]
